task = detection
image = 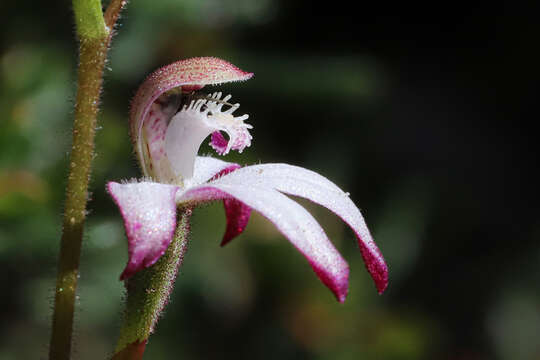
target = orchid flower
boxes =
[107,57,388,303]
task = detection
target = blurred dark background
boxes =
[0,1,538,359]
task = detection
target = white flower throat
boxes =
[142,92,252,186]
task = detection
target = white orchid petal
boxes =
[212,164,388,293]
[188,156,240,187]
[177,183,350,302]
[107,181,179,280]
[165,108,216,180]
[188,156,252,244]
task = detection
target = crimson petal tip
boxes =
[107,181,179,280]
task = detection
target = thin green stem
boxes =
[49,34,108,360]
[113,209,193,359]
[73,0,108,39]
[49,0,127,359]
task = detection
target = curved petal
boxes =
[130,57,253,176]
[107,181,180,280]
[189,156,252,244]
[212,164,388,294]
[189,156,241,186]
[177,183,349,303]
[222,198,251,246]
[188,156,252,244]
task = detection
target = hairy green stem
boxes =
[73,0,108,39]
[113,209,193,359]
[49,0,126,359]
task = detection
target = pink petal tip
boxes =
[221,198,252,246]
[358,242,388,294]
[178,183,349,302]
[107,181,179,280]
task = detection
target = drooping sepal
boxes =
[178,183,350,303]
[221,198,251,246]
[202,158,252,245]
[107,181,180,280]
[208,163,389,294]
[114,210,192,355]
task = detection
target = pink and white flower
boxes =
[108,57,388,302]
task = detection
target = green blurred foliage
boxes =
[1,1,538,360]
